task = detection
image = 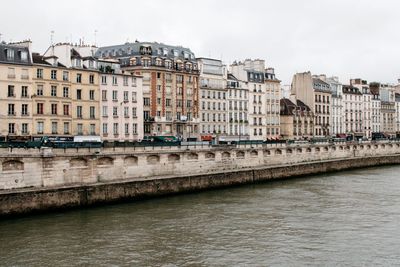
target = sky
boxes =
[1,0,400,85]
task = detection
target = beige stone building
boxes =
[280,98,314,140]
[342,85,363,137]
[43,44,100,136]
[0,41,33,141]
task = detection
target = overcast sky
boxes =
[2,0,400,85]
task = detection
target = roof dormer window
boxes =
[20,51,28,61]
[6,49,14,60]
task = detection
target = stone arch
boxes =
[275,149,282,155]
[381,144,386,149]
[187,152,199,160]
[374,144,379,149]
[296,148,302,153]
[236,151,245,159]
[345,145,350,150]
[69,158,88,168]
[286,148,293,154]
[323,146,329,152]
[205,152,215,160]
[359,145,364,150]
[339,146,344,150]
[221,151,231,159]
[388,144,393,148]
[315,147,320,152]
[331,146,336,151]
[2,159,24,171]
[147,155,160,164]
[353,145,357,150]
[250,150,258,157]
[168,153,180,162]
[397,144,400,148]
[124,156,138,166]
[306,148,312,153]
[263,150,271,156]
[97,157,114,166]
[367,145,371,149]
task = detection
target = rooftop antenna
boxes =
[50,30,55,46]
[94,30,98,46]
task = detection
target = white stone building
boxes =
[197,58,228,140]
[226,73,249,140]
[343,85,363,138]
[351,79,372,138]
[323,76,344,136]
[230,59,280,140]
[395,93,400,134]
[98,59,143,141]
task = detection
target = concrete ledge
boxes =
[1,155,399,217]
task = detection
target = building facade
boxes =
[369,82,381,134]
[96,42,200,140]
[0,41,33,141]
[280,98,314,140]
[322,76,344,136]
[312,77,332,137]
[351,79,372,138]
[197,58,228,139]
[98,59,144,141]
[230,59,280,140]
[343,85,363,137]
[379,83,396,136]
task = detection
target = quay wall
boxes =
[0,142,399,216]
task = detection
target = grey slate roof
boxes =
[95,41,197,62]
[0,43,32,65]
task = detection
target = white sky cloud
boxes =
[1,0,400,85]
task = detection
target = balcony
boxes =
[8,74,16,79]
[8,112,16,116]
[21,75,29,80]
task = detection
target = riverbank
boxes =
[1,153,399,217]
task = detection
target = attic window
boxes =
[6,49,14,60]
[20,51,28,61]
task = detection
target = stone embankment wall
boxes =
[0,141,399,216]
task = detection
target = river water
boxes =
[1,166,400,266]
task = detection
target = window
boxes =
[132,92,137,102]
[124,91,129,101]
[77,124,83,135]
[112,90,118,101]
[125,123,129,135]
[63,105,69,116]
[51,122,58,134]
[7,49,14,60]
[8,123,15,134]
[37,103,44,114]
[8,85,15,97]
[102,123,108,134]
[90,124,95,135]
[101,75,107,84]
[21,51,28,61]
[8,104,15,115]
[22,123,28,134]
[123,76,128,86]
[37,69,43,79]
[166,99,171,107]
[113,107,118,117]
[132,123,137,134]
[112,76,117,85]
[37,85,43,96]
[76,89,82,100]
[51,104,57,115]
[64,122,70,134]
[89,74,94,84]
[144,98,150,106]
[22,104,28,115]
[51,86,57,97]
[37,122,44,134]
[113,123,119,135]
[51,70,57,80]
[76,106,82,118]
[76,73,82,83]
[132,107,137,118]
[124,107,129,117]
[63,71,69,81]
[89,90,95,100]
[21,86,28,97]
[21,69,29,79]
[63,87,69,98]
[102,90,107,101]
[90,106,95,119]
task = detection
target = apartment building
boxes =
[312,77,332,137]
[280,98,314,140]
[197,58,228,139]
[351,79,372,138]
[369,82,381,133]
[96,41,199,140]
[230,59,280,140]
[98,59,144,141]
[379,83,396,136]
[0,41,33,141]
[325,76,344,136]
[343,85,363,137]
